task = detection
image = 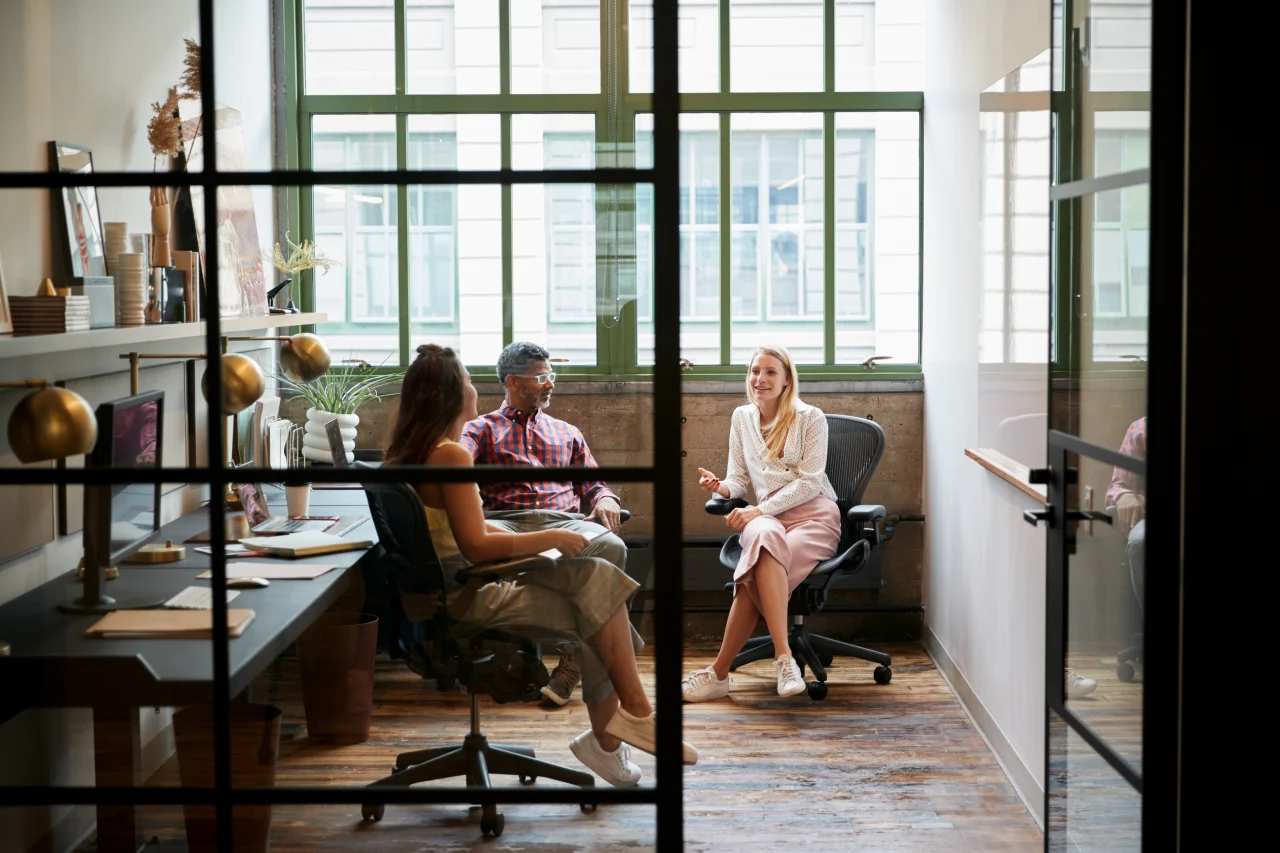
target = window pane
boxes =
[629,0,719,93]
[407,0,499,94]
[312,115,399,366]
[835,0,927,91]
[511,114,596,170]
[635,114,720,366]
[731,0,822,92]
[406,115,501,367]
[303,0,394,95]
[731,113,823,363]
[836,111,920,366]
[511,0,600,94]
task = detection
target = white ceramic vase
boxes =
[301,408,359,464]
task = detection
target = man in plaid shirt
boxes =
[461,342,627,706]
[1106,415,1147,610]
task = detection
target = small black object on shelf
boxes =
[267,277,299,313]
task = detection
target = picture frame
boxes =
[47,142,107,283]
[233,481,271,527]
[0,248,11,334]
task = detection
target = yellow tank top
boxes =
[422,438,474,561]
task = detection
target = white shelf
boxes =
[0,313,327,361]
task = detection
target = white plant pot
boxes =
[303,408,360,464]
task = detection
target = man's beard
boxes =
[537,392,553,408]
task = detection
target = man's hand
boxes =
[585,496,622,532]
[726,505,763,532]
[1115,492,1144,528]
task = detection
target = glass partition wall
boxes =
[0,1,923,850]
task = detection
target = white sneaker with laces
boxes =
[773,654,806,698]
[569,729,642,787]
[681,667,730,702]
[1066,667,1098,698]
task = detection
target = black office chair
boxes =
[706,414,893,700]
[357,481,598,838]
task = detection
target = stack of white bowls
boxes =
[104,222,129,276]
[114,253,147,326]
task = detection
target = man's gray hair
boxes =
[497,341,550,385]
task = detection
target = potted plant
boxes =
[277,359,401,464]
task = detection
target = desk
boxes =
[0,488,377,852]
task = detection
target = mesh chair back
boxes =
[362,480,447,597]
[823,414,886,554]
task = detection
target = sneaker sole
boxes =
[681,684,730,703]
[569,736,641,787]
[540,686,571,706]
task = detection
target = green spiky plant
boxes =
[277,358,402,415]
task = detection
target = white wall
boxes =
[0,3,273,851]
[921,0,1049,827]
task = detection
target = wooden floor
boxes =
[134,643,1042,852]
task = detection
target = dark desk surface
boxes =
[0,487,378,709]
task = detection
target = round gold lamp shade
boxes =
[7,386,99,463]
[201,353,267,415]
[279,333,331,382]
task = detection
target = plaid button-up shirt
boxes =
[460,402,619,513]
[1105,416,1146,507]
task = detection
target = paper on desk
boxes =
[196,562,338,580]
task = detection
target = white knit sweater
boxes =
[722,401,837,516]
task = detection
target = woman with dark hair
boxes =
[386,344,697,786]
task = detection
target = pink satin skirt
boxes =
[733,496,841,612]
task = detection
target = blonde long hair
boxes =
[745,346,799,461]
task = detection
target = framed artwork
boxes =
[233,481,271,527]
[47,142,107,281]
[0,249,11,334]
[177,101,267,318]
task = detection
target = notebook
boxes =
[85,609,256,638]
[537,524,621,560]
[195,562,338,580]
[238,530,373,558]
[164,586,240,609]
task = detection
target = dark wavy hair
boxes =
[384,344,467,467]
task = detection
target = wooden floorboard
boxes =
[129,643,1042,852]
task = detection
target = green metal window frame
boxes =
[287,0,924,381]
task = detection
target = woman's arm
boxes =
[425,442,569,563]
[756,408,829,516]
[721,410,751,500]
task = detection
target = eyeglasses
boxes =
[525,372,556,385]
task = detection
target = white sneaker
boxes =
[1066,668,1097,698]
[569,729,641,787]
[773,655,806,698]
[681,667,730,703]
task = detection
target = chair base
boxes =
[1116,633,1143,682]
[730,620,892,691]
[362,699,596,837]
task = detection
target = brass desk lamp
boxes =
[1,380,98,463]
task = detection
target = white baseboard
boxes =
[923,624,1044,829]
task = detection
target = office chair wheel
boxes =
[361,803,384,822]
[519,774,537,785]
[806,681,829,700]
[874,666,892,685]
[481,811,505,837]
[580,802,598,813]
[820,653,834,667]
[1117,662,1135,682]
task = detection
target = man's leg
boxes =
[1127,519,1146,614]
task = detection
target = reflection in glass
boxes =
[1048,710,1142,852]
[312,115,399,365]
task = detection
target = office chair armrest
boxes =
[455,555,557,586]
[847,504,887,525]
[705,497,749,515]
[619,509,631,523]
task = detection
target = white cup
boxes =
[286,483,312,517]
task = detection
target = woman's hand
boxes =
[548,530,593,559]
[725,505,763,531]
[697,467,730,498]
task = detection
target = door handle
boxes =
[1023,508,1053,526]
[1066,510,1112,525]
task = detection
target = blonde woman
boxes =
[683,346,841,701]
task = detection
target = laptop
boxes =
[234,481,368,537]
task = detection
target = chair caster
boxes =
[580,802,598,813]
[481,811,505,837]
[874,666,892,685]
[519,774,537,785]
[361,803,384,822]
[806,680,828,700]
[820,653,834,667]
[1117,662,1135,682]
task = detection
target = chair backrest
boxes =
[361,480,448,599]
[823,414,886,553]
